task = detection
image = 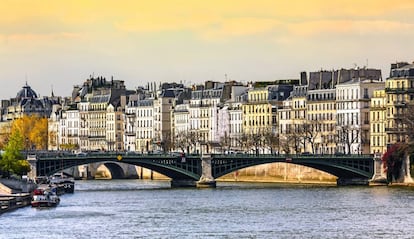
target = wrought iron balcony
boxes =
[385,87,414,94]
[394,101,407,107]
[385,127,405,133]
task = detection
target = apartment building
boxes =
[336,79,384,154]
[306,88,337,154]
[124,96,138,152]
[278,98,293,153]
[243,85,292,135]
[384,62,414,145]
[370,89,387,154]
[136,99,154,152]
[189,83,223,149]
[106,103,123,151]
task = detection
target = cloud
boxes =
[199,18,281,40]
[2,0,414,43]
[288,20,414,37]
[4,32,82,41]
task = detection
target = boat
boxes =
[31,188,60,208]
[49,172,75,194]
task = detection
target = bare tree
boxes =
[336,125,360,154]
[174,131,190,153]
[161,131,173,152]
[297,121,320,154]
[249,132,263,155]
[279,135,291,154]
[262,129,279,154]
[219,132,231,153]
[279,132,301,154]
[187,131,201,154]
[236,133,250,153]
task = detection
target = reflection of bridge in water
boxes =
[27,152,377,187]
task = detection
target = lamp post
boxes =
[25,137,29,159]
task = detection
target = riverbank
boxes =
[0,178,36,214]
[0,193,31,214]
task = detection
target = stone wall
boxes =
[143,163,336,183]
[219,163,336,183]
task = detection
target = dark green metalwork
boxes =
[34,152,201,180]
[211,154,373,180]
[32,152,374,181]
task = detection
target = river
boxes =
[2,180,414,239]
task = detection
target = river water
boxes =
[2,180,414,239]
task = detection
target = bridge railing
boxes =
[32,151,374,161]
[210,153,373,159]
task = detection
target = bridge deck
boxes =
[29,152,375,182]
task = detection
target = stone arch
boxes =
[102,162,126,179]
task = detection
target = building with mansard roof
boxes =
[336,78,384,154]
[0,83,60,122]
[384,62,414,145]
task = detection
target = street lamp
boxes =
[25,137,29,158]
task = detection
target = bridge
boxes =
[27,152,378,187]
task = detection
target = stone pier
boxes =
[170,180,196,187]
[369,153,388,185]
[196,154,216,188]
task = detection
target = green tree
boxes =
[14,159,31,175]
[0,129,27,176]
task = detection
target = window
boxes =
[364,88,368,98]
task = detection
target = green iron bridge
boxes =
[28,152,376,187]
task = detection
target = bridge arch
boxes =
[33,154,202,181]
[99,163,125,179]
[211,155,373,181]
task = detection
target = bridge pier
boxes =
[196,155,216,188]
[170,180,196,187]
[337,178,369,186]
[369,153,388,185]
[27,155,37,180]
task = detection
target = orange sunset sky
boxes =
[1,0,414,98]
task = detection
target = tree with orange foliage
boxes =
[11,115,48,150]
[0,122,12,149]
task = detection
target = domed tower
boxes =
[16,82,38,100]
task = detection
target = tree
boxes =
[0,129,30,177]
[12,115,48,150]
[298,121,319,154]
[0,122,12,149]
[219,132,231,153]
[248,132,263,155]
[279,133,301,154]
[161,131,173,152]
[236,133,250,153]
[336,125,360,154]
[59,143,79,150]
[382,144,405,182]
[262,129,279,154]
[382,103,414,183]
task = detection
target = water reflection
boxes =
[2,180,414,239]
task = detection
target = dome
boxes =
[16,83,38,99]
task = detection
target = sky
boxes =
[1,0,414,99]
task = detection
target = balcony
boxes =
[370,105,386,110]
[88,135,106,139]
[385,87,414,94]
[394,101,407,108]
[125,131,136,136]
[385,127,405,133]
